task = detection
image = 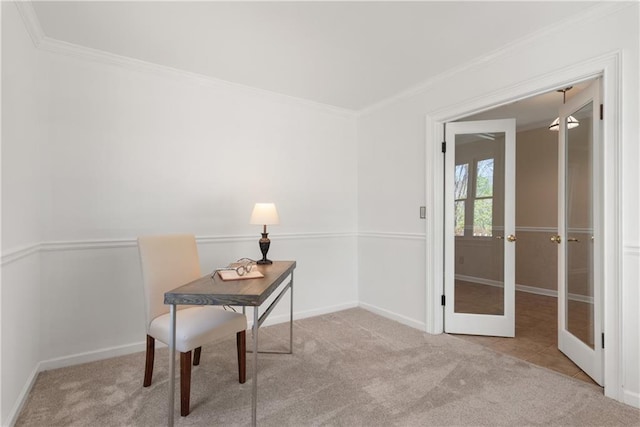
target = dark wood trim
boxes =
[193,346,202,366]
[143,335,154,387]
[237,330,246,384]
[180,351,192,416]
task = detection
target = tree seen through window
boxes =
[474,159,494,236]
[454,158,494,237]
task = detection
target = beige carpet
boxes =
[16,308,640,426]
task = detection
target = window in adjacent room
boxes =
[473,158,494,237]
[454,158,494,237]
[454,163,469,237]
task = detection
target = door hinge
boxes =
[602,332,605,349]
[600,104,604,120]
[441,142,446,153]
[441,295,446,306]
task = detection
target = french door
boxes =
[555,79,603,385]
[444,119,516,337]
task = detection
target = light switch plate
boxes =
[420,206,426,219]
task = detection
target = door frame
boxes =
[424,52,622,401]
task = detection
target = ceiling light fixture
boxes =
[549,87,579,131]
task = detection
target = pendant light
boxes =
[549,87,579,131]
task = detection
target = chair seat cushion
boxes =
[149,306,247,353]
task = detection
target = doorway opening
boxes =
[425,52,622,402]
[446,78,600,385]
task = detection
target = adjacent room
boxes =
[451,80,602,383]
[2,1,639,425]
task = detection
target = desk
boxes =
[164,260,296,426]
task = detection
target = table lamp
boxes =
[250,203,279,265]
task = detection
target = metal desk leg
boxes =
[289,272,294,354]
[252,307,259,426]
[168,304,176,426]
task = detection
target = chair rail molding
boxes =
[623,244,640,256]
[1,232,357,264]
[358,231,425,240]
[0,243,41,266]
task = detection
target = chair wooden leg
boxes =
[237,330,246,384]
[180,351,192,416]
[193,347,202,366]
[143,335,154,387]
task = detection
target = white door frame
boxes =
[424,52,622,401]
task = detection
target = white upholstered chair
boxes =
[137,234,247,416]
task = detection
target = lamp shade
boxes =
[548,115,580,131]
[250,203,279,225]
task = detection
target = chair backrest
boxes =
[137,234,202,330]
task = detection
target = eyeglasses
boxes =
[212,258,257,278]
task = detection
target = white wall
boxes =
[357,2,639,407]
[1,2,45,423]
[356,96,427,328]
[34,47,359,362]
[1,2,359,424]
[1,2,44,249]
[2,1,639,424]
[40,51,358,241]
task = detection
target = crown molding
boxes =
[13,0,45,47]
[427,50,617,124]
[13,1,355,117]
[37,35,355,117]
[15,0,631,118]
[358,2,633,117]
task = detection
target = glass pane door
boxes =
[557,79,603,385]
[445,119,516,337]
[565,101,595,348]
[454,134,505,316]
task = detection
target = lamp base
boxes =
[257,233,272,265]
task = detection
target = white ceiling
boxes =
[31,1,603,112]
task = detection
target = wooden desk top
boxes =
[164,261,296,307]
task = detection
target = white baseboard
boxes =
[4,365,40,427]
[515,283,558,298]
[455,274,594,304]
[258,301,360,328]
[623,389,640,409]
[5,342,149,426]
[4,301,636,425]
[358,302,426,331]
[39,341,147,372]
[35,303,360,372]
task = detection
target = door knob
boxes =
[550,235,561,244]
[507,234,517,242]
